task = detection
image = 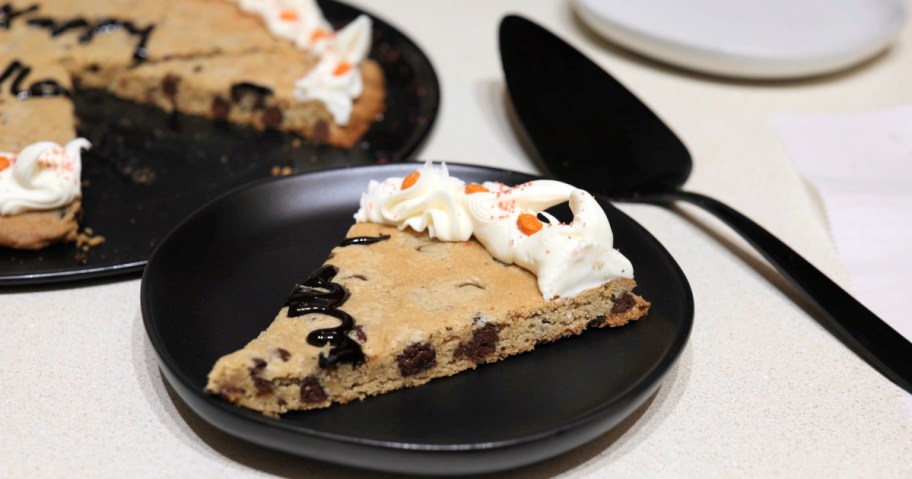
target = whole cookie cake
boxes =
[0,0,386,249]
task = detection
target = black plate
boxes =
[141,163,693,475]
[0,0,439,286]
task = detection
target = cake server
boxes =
[498,15,912,394]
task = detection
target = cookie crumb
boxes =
[76,230,106,249]
[271,166,294,177]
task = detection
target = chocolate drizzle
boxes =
[286,265,365,368]
[285,232,393,368]
[0,60,69,100]
[339,234,391,247]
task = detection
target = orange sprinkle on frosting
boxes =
[401,171,420,190]
[464,183,489,194]
[279,9,299,22]
[0,155,10,172]
[517,213,543,235]
[333,62,352,76]
[310,28,330,42]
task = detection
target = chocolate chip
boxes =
[397,343,436,376]
[455,323,499,363]
[249,358,272,395]
[211,96,230,120]
[161,74,179,100]
[312,120,329,143]
[611,293,636,314]
[230,82,273,102]
[587,315,607,328]
[85,63,101,73]
[300,376,327,403]
[252,378,271,395]
[276,348,291,361]
[262,106,283,128]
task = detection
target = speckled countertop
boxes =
[2,1,911,477]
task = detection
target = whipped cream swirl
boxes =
[293,14,371,125]
[355,162,474,241]
[232,0,372,125]
[0,138,91,216]
[354,161,634,300]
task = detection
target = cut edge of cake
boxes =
[0,200,82,250]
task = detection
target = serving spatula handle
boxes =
[633,189,912,394]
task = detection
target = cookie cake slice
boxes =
[205,162,650,416]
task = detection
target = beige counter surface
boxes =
[2,1,911,477]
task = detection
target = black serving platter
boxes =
[0,0,439,286]
[141,163,693,475]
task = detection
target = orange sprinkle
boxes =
[333,62,352,76]
[0,156,9,171]
[279,9,299,21]
[401,171,420,190]
[310,28,330,42]
[517,213,543,235]
[464,183,489,194]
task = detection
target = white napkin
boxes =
[770,106,912,408]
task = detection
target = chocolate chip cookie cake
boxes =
[205,162,650,416]
[0,0,386,249]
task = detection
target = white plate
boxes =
[572,0,907,79]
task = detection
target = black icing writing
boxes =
[339,234,391,247]
[2,3,155,62]
[0,60,69,100]
[26,17,88,36]
[0,3,37,29]
[285,265,365,368]
[30,16,155,62]
[80,19,154,61]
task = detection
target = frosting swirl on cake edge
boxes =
[354,161,635,300]
[0,138,90,216]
